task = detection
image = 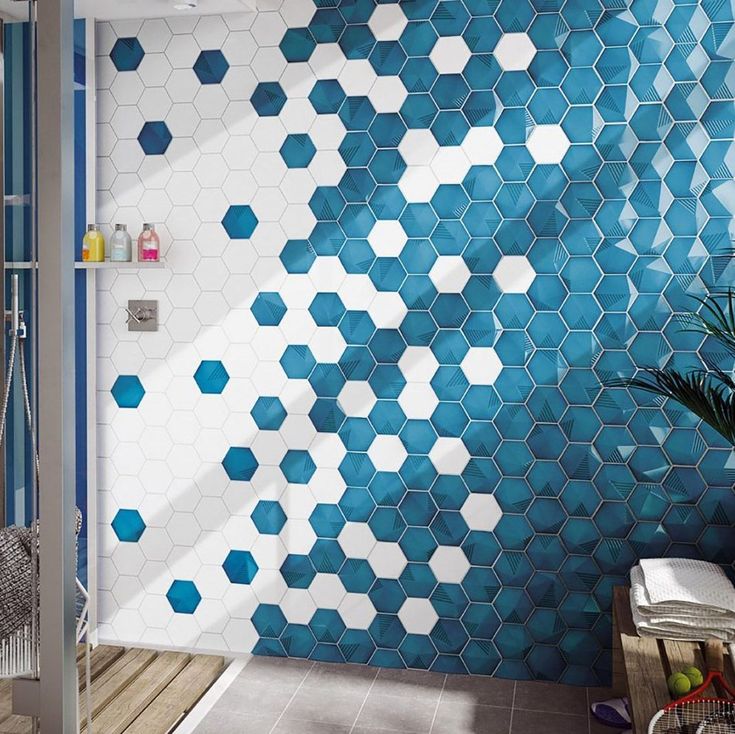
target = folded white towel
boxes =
[639,558,735,614]
[630,596,735,641]
[629,561,735,643]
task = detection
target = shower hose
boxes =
[0,323,93,732]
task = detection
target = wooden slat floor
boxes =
[0,644,225,734]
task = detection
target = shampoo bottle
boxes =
[82,224,105,262]
[110,223,132,262]
[137,223,160,262]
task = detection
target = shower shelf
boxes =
[5,261,166,269]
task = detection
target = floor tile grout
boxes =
[426,673,448,734]
[347,670,379,734]
[267,660,315,734]
[507,680,517,734]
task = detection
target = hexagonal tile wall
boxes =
[96,4,735,682]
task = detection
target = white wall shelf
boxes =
[5,260,165,269]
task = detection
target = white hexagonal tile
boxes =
[397,382,439,420]
[338,593,376,628]
[367,541,406,578]
[309,43,346,79]
[338,522,376,559]
[165,34,201,69]
[398,598,438,635]
[137,54,172,87]
[494,32,537,71]
[430,36,471,74]
[429,255,471,293]
[308,573,346,608]
[338,381,377,418]
[368,435,407,472]
[251,11,286,46]
[462,127,503,165]
[493,255,536,293]
[110,72,144,106]
[429,546,470,583]
[461,347,503,385]
[280,588,317,624]
[429,437,470,475]
[460,493,502,532]
[222,30,258,66]
[526,124,571,164]
[368,76,408,113]
[398,165,440,201]
[194,14,229,47]
[138,18,173,53]
[339,59,377,96]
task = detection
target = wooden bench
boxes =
[612,586,735,733]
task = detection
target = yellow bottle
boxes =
[82,224,105,262]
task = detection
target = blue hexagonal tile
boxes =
[166,580,201,614]
[251,396,287,430]
[110,37,144,71]
[111,375,145,409]
[137,121,172,155]
[193,49,229,84]
[111,509,146,542]
[222,204,258,239]
[280,133,317,168]
[251,81,287,116]
[251,500,287,535]
[194,360,229,394]
[251,291,286,326]
[281,449,317,484]
[223,550,259,584]
[222,447,258,482]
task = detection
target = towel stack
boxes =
[630,558,735,642]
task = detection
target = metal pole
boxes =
[0,17,5,530]
[37,0,77,729]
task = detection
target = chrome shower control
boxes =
[126,300,158,332]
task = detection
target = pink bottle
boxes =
[137,223,160,262]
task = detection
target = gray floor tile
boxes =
[355,691,438,732]
[372,668,446,702]
[192,710,278,734]
[212,680,294,715]
[431,701,512,734]
[513,680,589,716]
[281,688,366,726]
[441,675,515,708]
[301,660,378,696]
[237,655,313,687]
[271,721,352,734]
[510,710,589,734]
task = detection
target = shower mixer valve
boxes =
[125,299,158,332]
[5,273,26,338]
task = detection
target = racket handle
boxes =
[705,638,724,673]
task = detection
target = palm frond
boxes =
[607,368,735,444]
[682,289,735,357]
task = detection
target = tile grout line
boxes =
[267,660,315,734]
[427,673,448,734]
[347,669,380,734]
[507,681,517,734]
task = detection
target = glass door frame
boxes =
[37,0,78,729]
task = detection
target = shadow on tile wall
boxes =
[96,0,735,687]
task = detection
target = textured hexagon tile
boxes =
[93,5,735,682]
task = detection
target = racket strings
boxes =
[653,700,735,734]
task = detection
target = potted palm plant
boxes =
[608,290,735,442]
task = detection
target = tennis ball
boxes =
[668,672,692,698]
[682,666,703,688]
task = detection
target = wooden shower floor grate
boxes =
[0,643,225,733]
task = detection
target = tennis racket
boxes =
[648,640,735,734]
